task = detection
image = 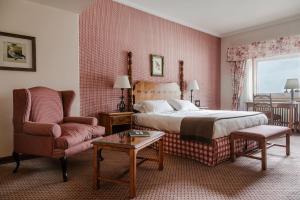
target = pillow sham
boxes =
[135,100,174,113]
[133,103,146,113]
[167,99,199,111]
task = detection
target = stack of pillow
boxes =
[133,99,199,113]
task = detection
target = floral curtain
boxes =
[230,61,246,110]
[227,34,300,110]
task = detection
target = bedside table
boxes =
[98,112,134,135]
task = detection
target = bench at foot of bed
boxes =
[230,125,291,170]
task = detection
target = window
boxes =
[254,55,300,94]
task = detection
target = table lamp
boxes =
[113,75,131,112]
[187,80,199,102]
[284,78,299,103]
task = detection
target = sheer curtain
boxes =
[239,59,253,111]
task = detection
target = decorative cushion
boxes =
[29,87,64,123]
[167,99,199,111]
[55,123,105,149]
[133,103,146,113]
[139,100,174,113]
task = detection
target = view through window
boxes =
[255,55,300,93]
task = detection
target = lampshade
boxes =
[113,75,131,89]
[187,80,199,91]
[284,79,299,89]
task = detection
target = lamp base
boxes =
[117,101,126,112]
[117,88,126,112]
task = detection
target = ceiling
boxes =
[114,0,300,37]
[25,0,94,13]
[25,0,300,37]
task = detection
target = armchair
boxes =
[12,87,105,182]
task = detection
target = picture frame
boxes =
[0,31,36,72]
[194,100,201,107]
[150,54,164,77]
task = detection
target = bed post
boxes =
[179,60,184,100]
[128,51,133,111]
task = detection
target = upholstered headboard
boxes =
[133,81,181,103]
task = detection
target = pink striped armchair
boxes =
[12,87,105,181]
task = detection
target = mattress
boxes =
[133,110,268,139]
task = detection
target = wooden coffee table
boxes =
[92,130,165,198]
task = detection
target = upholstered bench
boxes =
[230,125,291,170]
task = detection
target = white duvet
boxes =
[133,110,268,139]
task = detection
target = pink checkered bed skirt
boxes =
[133,125,258,166]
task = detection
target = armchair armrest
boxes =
[23,122,61,138]
[63,116,98,126]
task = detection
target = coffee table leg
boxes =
[99,149,104,161]
[129,149,137,198]
[158,139,164,171]
[93,145,100,189]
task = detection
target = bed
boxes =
[132,81,268,166]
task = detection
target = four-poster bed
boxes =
[125,52,267,166]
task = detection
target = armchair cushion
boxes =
[63,116,97,126]
[55,123,105,149]
[23,122,61,138]
[29,87,64,123]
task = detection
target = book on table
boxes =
[128,130,150,137]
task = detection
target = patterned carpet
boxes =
[1,135,300,200]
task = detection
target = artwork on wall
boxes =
[150,54,164,77]
[0,32,36,71]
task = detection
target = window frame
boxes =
[252,54,300,101]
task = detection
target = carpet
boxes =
[1,135,300,200]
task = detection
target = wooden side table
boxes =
[92,131,165,198]
[98,112,133,135]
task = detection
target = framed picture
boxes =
[0,31,36,71]
[194,100,201,107]
[150,54,164,77]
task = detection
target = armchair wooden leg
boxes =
[60,156,68,182]
[12,151,20,173]
[98,149,104,161]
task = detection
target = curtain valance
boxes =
[227,35,300,62]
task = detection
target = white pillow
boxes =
[133,103,146,113]
[167,99,199,111]
[139,100,174,113]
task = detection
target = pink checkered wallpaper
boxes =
[79,0,221,116]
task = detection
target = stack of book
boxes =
[127,130,150,137]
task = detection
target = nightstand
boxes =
[98,112,134,135]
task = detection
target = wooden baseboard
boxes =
[0,154,38,165]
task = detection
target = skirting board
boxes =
[0,154,38,165]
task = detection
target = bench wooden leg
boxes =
[230,136,235,162]
[261,140,267,170]
[286,132,290,156]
